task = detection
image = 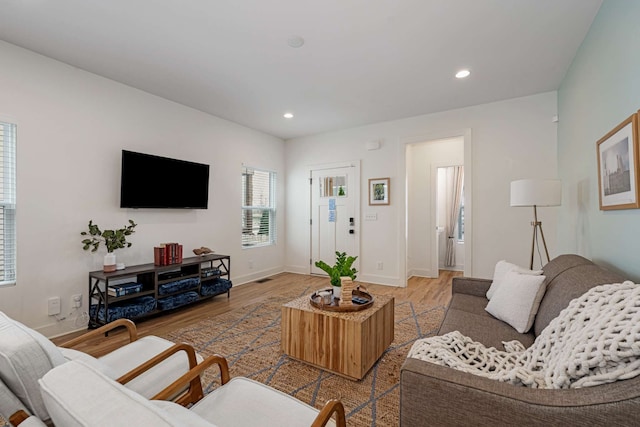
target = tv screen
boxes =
[120,150,210,209]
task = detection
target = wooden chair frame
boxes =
[9,320,345,427]
[58,318,138,350]
[134,352,345,427]
[9,410,30,426]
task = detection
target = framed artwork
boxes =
[596,113,640,210]
[369,177,390,205]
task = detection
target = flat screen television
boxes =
[120,150,210,209]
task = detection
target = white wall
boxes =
[0,41,285,336]
[285,91,559,285]
[557,0,640,280]
[406,137,463,277]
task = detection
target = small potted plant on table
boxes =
[314,251,358,299]
[81,219,137,272]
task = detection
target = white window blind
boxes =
[242,166,276,247]
[0,121,16,286]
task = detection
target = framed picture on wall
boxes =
[596,113,640,210]
[369,177,390,205]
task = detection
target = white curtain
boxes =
[444,166,464,267]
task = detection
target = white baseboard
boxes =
[439,264,464,272]
[407,268,435,278]
[36,316,89,339]
[233,266,285,286]
[357,273,403,287]
[284,264,309,275]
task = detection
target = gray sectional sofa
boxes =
[400,254,640,426]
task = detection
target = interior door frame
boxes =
[309,160,361,274]
[399,129,473,286]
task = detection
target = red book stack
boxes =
[153,243,183,266]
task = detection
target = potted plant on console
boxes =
[81,219,137,272]
[314,251,358,299]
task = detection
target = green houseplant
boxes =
[81,219,137,271]
[315,251,358,288]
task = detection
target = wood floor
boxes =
[51,270,460,357]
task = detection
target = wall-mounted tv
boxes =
[120,150,210,209]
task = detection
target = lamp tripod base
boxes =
[530,205,550,270]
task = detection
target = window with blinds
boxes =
[0,121,16,286]
[242,166,276,247]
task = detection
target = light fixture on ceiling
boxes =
[283,112,294,119]
[455,69,471,79]
[287,36,305,48]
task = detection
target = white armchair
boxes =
[0,312,202,423]
[38,358,346,427]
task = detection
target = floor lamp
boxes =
[510,179,562,269]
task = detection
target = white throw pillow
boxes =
[486,260,543,300]
[485,271,547,333]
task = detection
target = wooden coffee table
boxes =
[281,293,394,380]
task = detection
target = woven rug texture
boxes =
[161,286,445,427]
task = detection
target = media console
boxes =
[88,253,231,328]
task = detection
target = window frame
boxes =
[241,166,276,248]
[0,120,17,287]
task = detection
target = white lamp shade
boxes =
[510,179,561,207]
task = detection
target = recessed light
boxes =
[283,113,294,119]
[287,36,305,48]
[455,69,471,79]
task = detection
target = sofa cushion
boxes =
[0,312,66,420]
[485,272,547,333]
[59,347,118,378]
[447,293,495,318]
[39,359,213,427]
[486,260,543,300]
[438,309,535,350]
[191,377,334,427]
[534,255,626,336]
[98,335,203,399]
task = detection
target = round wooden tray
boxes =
[309,287,374,312]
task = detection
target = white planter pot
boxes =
[103,252,116,273]
[332,285,342,300]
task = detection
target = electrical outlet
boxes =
[365,213,377,221]
[248,259,254,269]
[376,261,383,270]
[72,294,82,309]
[48,297,61,316]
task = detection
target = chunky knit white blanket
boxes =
[408,281,640,389]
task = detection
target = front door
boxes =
[310,165,358,275]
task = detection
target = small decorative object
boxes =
[339,277,355,307]
[317,290,332,305]
[309,287,374,312]
[154,243,183,266]
[103,253,116,272]
[369,177,390,205]
[81,220,137,272]
[596,113,640,210]
[193,246,214,256]
[314,251,358,299]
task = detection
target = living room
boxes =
[1,0,640,425]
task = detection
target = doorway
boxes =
[435,166,465,272]
[406,137,464,278]
[310,162,360,275]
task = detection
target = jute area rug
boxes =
[161,285,445,427]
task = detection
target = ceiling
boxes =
[0,1,602,140]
